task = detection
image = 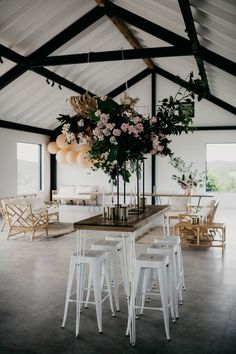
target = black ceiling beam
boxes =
[0,120,52,136]
[199,47,236,76]
[178,0,209,91]
[29,6,104,60]
[102,1,236,77]
[206,94,236,115]
[0,45,95,95]
[0,6,104,90]
[32,67,95,96]
[103,1,191,50]
[195,126,236,131]
[30,46,192,67]
[152,65,236,116]
[107,67,152,98]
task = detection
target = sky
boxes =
[206,143,236,162]
[17,142,40,162]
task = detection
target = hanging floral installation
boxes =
[56,73,200,182]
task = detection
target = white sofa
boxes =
[52,185,98,206]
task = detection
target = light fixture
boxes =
[0,56,3,64]
[51,81,55,87]
[46,78,50,84]
[59,84,62,90]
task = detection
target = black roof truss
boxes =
[0,1,235,119]
[178,0,209,92]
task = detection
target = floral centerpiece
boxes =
[169,156,205,191]
[57,79,197,183]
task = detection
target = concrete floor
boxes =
[0,206,236,354]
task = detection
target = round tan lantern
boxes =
[47,141,59,154]
[56,134,70,150]
[56,149,68,164]
[66,150,77,164]
[78,143,91,153]
[76,145,92,168]
[70,140,81,152]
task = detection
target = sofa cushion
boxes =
[76,185,98,194]
[58,185,76,196]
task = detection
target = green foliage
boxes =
[170,156,205,189]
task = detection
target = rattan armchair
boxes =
[174,200,222,249]
[5,199,49,241]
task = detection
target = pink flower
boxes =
[135,123,144,132]
[132,116,140,124]
[107,123,115,130]
[78,119,84,127]
[121,123,129,132]
[113,128,121,136]
[93,127,102,136]
[150,116,157,124]
[95,110,101,117]
[103,128,110,136]
[100,95,107,101]
[100,113,109,124]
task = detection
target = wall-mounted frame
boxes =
[179,101,194,118]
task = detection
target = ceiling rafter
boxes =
[29,46,192,67]
[178,0,209,92]
[95,0,154,70]
[0,6,104,91]
[0,45,94,95]
[0,120,52,136]
[102,0,236,77]
[152,65,236,116]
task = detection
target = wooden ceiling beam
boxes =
[102,0,236,77]
[95,0,154,69]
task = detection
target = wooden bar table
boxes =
[74,205,170,345]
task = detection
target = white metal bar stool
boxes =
[126,253,174,344]
[147,243,180,318]
[85,239,123,311]
[154,236,186,296]
[62,249,115,337]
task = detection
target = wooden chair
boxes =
[1,194,37,231]
[5,200,48,241]
[174,200,223,250]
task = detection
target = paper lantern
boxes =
[78,143,91,153]
[70,140,81,152]
[66,150,77,164]
[56,134,70,150]
[56,149,68,164]
[76,151,92,168]
[47,141,59,154]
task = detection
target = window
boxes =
[17,142,42,194]
[206,143,236,192]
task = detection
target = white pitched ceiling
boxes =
[0,0,235,132]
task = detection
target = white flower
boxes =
[95,109,101,117]
[78,119,84,127]
[110,136,118,145]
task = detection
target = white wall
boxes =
[0,128,50,201]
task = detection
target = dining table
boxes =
[74,204,170,345]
